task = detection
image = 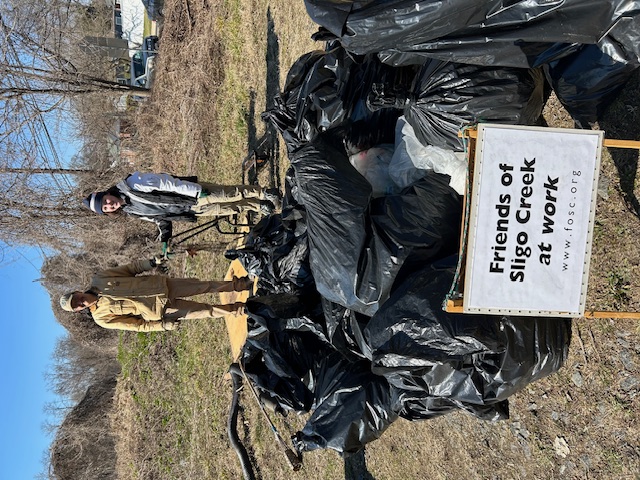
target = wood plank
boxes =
[603,139,640,150]
[220,258,256,361]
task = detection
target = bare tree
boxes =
[0,0,149,257]
[46,334,121,403]
[0,6,165,480]
[0,2,149,100]
[48,377,119,480]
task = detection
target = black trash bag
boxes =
[376,43,580,70]
[290,133,462,316]
[368,174,463,278]
[366,261,571,410]
[262,45,415,153]
[241,296,399,455]
[368,59,547,150]
[231,213,314,296]
[544,41,640,127]
[240,294,332,413]
[291,338,506,455]
[292,352,401,455]
[395,387,510,422]
[262,50,326,151]
[321,298,372,362]
[304,0,640,68]
[228,169,316,296]
[288,134,373,313]
[238,263,569,454]
[280,165,306,215]
[266,43,549,153]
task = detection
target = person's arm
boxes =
[128,214,173,242]
[94,314,171,332]
[95,259,156,278]
[151,218,173,243]
[126,172,201,198]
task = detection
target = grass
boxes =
[607,270,631,307]
[112,1,640,478]
[142,13,153,38]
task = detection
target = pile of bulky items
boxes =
[229,0,640,456]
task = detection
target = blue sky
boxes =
[0,250,67,479]
[0,4,146,477]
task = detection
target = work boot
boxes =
[263,188,282,210]
[233,302,246,316]
[260,200,275,215]
[232,276,254,291]
[224,248,239,260]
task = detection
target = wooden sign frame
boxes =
[445,124,640,319]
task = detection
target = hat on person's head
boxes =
[59,292,76,312]
[83,192,106,215]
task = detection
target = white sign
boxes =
[463,124,603,317]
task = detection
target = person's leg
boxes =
[198,182,264,201]
[198,182,281,212]
[166,277,253,298]
[163,299,245,319]
[191,197,263,216]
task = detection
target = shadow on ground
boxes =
[344,449,376,480]
[243,7,282,189]
[599,69,640,217]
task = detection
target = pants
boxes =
[191,183,264,216]
[163,277,243,320]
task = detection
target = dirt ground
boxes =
[114,1,640,478]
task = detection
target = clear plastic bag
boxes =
[348,145,398,197]
[390,117,467,195]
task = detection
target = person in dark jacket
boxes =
[83,172,280,249]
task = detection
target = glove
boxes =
[198,188,210,198]
[150,255,166,266]
[160,242,175,260]
[150,255,170,274]
[162,320,180,331]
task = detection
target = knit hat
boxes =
[59,292,76,312]
[83,192,106,215]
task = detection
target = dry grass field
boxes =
[112,1,640,478]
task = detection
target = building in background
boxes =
[113,2,123,38]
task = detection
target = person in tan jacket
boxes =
[59,258,253,332]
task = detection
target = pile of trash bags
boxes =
[302,0,640,128]
[263,43,548,153]
[236,163,571,454]
[231,1,640,455]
